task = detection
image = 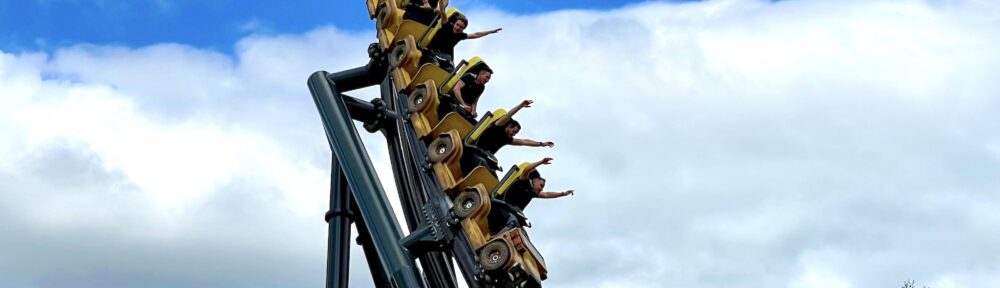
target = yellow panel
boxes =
[441,130,464,165]
[429,112,473,141]
[489,228,546,282]
[378,29,394,50]
[520,252,544,282]
[391,68,412,92]
[465,108,507,145]
[377,0,403,50]
[455,167,499,197]
[468,184,492,220]
[439,56,483,95]
[366,0,379,18]
[493,162,532,197]
[430,130,464,193]
[410,112,432,139]
[461,217,488,249]
[457,183,493,250]
[432,138,463,191]
[413,80,442,115]
[379,2,404,48]
[392,20,431,52]
[418,8,460,47]
[517,228,546,268]
[408,80,442,139]
[391,12,404,34]
[406,64,450,92]
[432,162,458,191]
[367,0,404,18]
[392,35,422,77]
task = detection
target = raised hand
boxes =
[520,99,533,108]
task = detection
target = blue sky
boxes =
[1,0,681,53]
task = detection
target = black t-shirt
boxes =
[402,4,436,26]
[427,25,468,57]
[501,178,535,211]
[476,123,512,154]
[457,73,484,105]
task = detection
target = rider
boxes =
[439,67,493,123]
[402,0,448,26]
[424,13,501,71]
[489,157,574,234]
[474,99,555,155]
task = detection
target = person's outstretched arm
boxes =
[537,190,574,199]
[522,157,553,177]
[467,28,502,39]
[512,138,554,148]
[496,99,531,126]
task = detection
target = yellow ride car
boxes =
[407,58,487,139]
[451,163,548,288]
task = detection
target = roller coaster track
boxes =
[307,2,546,287]
[308,42,493,288]
[307,62,481,288]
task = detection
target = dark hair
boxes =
[478,67,493,75]
[527,170,542,180]
[506,120,521,129]
[449,13,468,26]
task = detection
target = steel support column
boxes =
[325,159,353,288]
[309,70,424,288]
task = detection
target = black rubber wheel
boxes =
[427,135,454,163]
[479,240,511,272]
[453,189,482,218]
[388,43,407,69]
[407,81,436,112]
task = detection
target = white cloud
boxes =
[3,0,1000,287]
[0,28,373,287]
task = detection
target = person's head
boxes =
[528,170,545,193]
[475,68,493,84]
[451,16,468,33]
[504,120,521,138]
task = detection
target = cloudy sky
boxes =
[3,0,1000,287]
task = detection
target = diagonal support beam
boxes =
[308,70,424,288]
